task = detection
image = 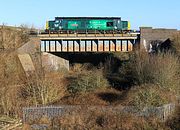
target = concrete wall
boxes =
[42,52,69,72]
[17,37,69,73]
[17,37,40,54]
[140,27,178,51]
[18,54,36,77]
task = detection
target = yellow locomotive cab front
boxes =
[46,21,49,30]
[128,21,131,30]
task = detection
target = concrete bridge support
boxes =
[17,37,69,74]
[140,27,178,51]
[42,52,69,72]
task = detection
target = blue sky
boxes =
[0,0,179,30]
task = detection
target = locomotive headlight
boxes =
[114,26,117,29]
[55,20,59,23]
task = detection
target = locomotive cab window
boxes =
[107,22,114,27]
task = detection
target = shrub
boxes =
[0,26,29,49]
[67,69,109,95]
[21,77,66,106]
[172,33,180,55]
[124,84,176,109]
[152,52,180,92]
[120,51,180,93]
[119,51,151,85]
[55,107,167,130]
[0,52,25,116]
[112,52,131,61]
[71,63,95,72]
[0,85,21,116]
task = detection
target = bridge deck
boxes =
[39,33,138,52]
[39,33,138,40]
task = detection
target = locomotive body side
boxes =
[45,17,130,33]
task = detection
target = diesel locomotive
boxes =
[45,17,130,34]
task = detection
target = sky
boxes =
[0,0,179,30]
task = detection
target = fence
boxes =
[23,106,63,123]
[122,104,176,121]
[23,103,176,124]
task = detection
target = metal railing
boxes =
[39,33,138,38]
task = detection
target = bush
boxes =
[67,69,109,95]
[71,63,94,72]
[172,33,180,55]
[124,84,176,109]
[51,107,168,130]
[0,26,29,49]
[120,51,180,93]
[21,77,66,106]
[0,52,25,116]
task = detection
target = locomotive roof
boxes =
[55,17,121,20]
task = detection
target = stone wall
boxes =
[140,27,178,51]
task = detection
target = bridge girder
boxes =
[39,34,138,52]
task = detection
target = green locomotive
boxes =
[46,17,130,33]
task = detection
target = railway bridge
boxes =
[17,27,178,73]
[39,33,139,52]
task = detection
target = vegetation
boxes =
[23,107,172,130]
[0,28,25,118]
[172,33,180,55]
[67,68,109,95]
[21,77,66,106]
[0,25,29,49]
[0,26,180,129]
[119,51,180,93]
[166,106,180,130]
[124,84,176,109]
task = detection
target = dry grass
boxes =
[120,51,180,94]
[0,26,29,116]
[0,52,25,85]
[0,52,25,116]
[19,75,66,106]
[123,84,177,109]
[171,33,180,55]
[67,68,109,95]
[57,88,125,106]
[24,107,170,130]
[0,27,180,129]
[0,26,30,116]
[0,26,29,49]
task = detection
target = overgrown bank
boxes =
[0,27,180,129]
